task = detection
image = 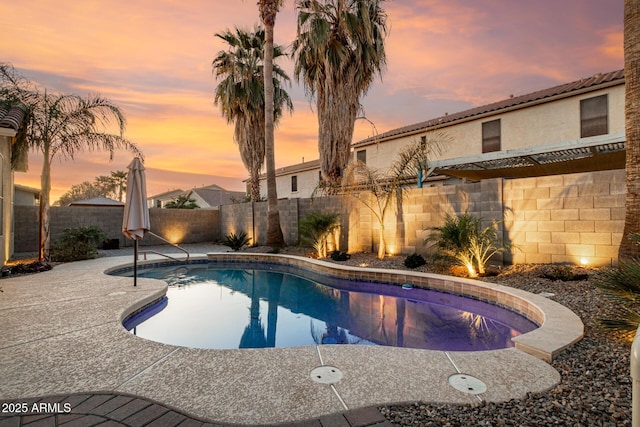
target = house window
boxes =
[581,94,608,138]
[482,119,501,153]
[420,135,427,149]
[356,149,366,164]
[155,200,161,208]
[318,171,323,182]
[291,175,298,192]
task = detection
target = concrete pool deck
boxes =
[0,246,582,425]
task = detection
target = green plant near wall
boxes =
[425,212,510,277]
[50,226,107,262]
[299,211,341,258]
[222,231,252,251]
[595,233,640,339]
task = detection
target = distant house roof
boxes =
[14,184,40,194]
[354,69,625,148]
[147,189,184,201]
[257,159,321,179]
[191,187,245,207]
[69,196,124,207]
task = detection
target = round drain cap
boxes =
[448,373,486,395]
[310,366,343,384]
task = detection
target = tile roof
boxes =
[0,104,26,131]
[191,188,245,207]
[354,69,625,147]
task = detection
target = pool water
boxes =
[121,263,537,351]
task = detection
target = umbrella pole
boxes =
[134,239,138,287]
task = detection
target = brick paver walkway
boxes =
[0,393,393,427]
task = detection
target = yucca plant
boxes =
[299,211,340,258]
[425,213,510,277]
[595,233,640,339]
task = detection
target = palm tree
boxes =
[212,26,293,202]
[292,0,388,190]
[341,135,444,259]
[620,0,640,261]
[0,64,141,261]
[258,0,286,247]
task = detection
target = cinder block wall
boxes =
[502,170,624,265]
[13,206,220,253]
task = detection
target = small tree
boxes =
[340,135,445,259]
[299,211,341,258]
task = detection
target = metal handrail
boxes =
[139,231,190,262]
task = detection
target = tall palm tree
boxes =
[258,0,286,246]
[620,0,640,261]
[292,0,388,190]
[0,64,141,261]
[212,26,293,202]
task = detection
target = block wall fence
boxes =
[13,169,625,266]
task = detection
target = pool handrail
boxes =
[140,231,190,262]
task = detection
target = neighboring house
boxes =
[147,189,184,209]
[0,104,27,264]
[188,184,246,209]
[148,184,245,209]
[14,184,40,206]
[262,69,625,198]
[68,196,124,207]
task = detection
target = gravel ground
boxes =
[246,246,633,426]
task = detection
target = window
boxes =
[482,119,501,153]
[291,175,298,192]
[318,171,323,182]
[420,135,427,149]
[356,149,366,164]
[581,94,608,138]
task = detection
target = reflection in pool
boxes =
[120,263,537,351]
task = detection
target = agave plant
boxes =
[222,231,251,252]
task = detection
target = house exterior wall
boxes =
[360,85,625,171]
[266,80,625,199]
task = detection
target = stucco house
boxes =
[14,184,40,206]
[148,184,245,209]
[263,69,625,199]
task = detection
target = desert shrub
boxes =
[425,213,510,277]
[299,211,340,258]
[404,253,426,269]
[541,265,588,281]
[595,233,640,338]
[330,250,350,261]
[222,231,251,251]
[50,226,107,262]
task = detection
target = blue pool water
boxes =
[119,262,537,351]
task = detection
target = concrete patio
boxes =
[0,246,575,425]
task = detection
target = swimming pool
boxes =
[118,261,537,351]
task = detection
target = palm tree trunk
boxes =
[378,224,386,259]
[39,145,51,262]
[620,0,640,261]
[264,19,285,247]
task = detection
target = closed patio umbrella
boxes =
[122,157,149,286]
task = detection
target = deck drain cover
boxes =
[108,291,126,296]
[448,374,486,395]
[310,366,343,384]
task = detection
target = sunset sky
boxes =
[1,0,624,202]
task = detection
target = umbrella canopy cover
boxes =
[122,157,150,240]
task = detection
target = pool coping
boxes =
[0,251,583,425]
